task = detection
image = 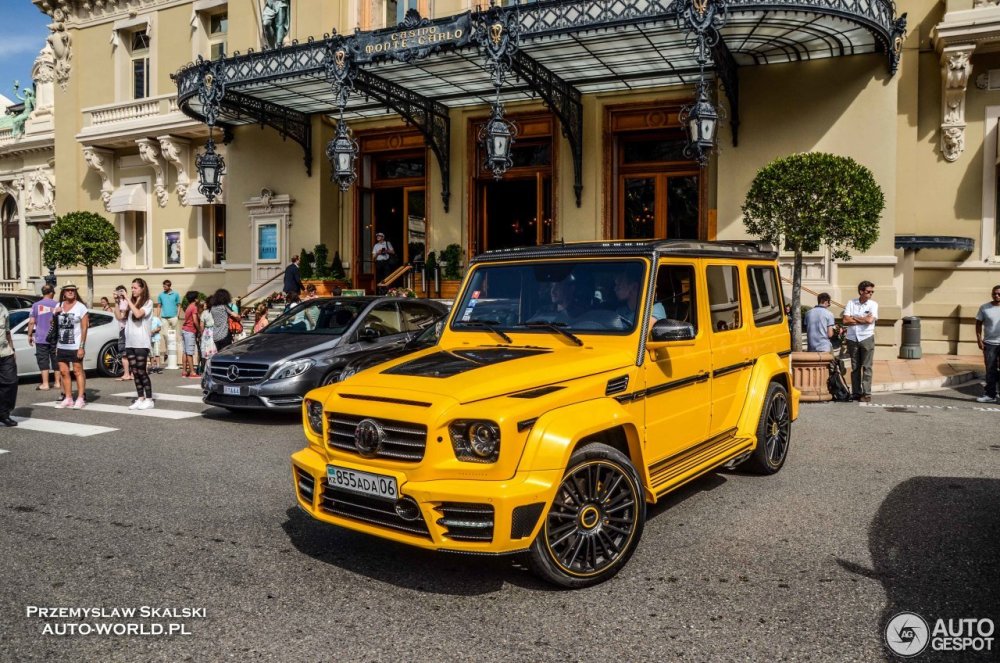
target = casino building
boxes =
[3,0,1000,357]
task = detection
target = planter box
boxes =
[439,279,462,300]
[303,279,350,297]
[791,351,835,402]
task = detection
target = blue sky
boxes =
[0,3,54,102]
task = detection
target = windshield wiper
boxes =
[453,319,513,344]
[521,322,584,347]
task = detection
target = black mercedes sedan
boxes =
[202,296,449,410]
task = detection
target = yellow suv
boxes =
[292,240,798,587]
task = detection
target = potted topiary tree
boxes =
[298,248,314,281]
[438,243,464,300]
[42,211,121,305]
[742,152,884,397]
[303,244,351,296]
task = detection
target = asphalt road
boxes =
[1,373,998,662]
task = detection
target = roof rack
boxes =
[471,239,778,264]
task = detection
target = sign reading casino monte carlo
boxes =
[354,12,474,64]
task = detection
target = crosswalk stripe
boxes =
[11,417,118,437]
[112,391,204,404]
[176,385,203,390]
[36,401,200,420]
[0,449,9,455]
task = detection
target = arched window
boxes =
[1,195,19,280]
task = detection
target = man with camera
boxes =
[112,286,132,381]
[372,232,395,290]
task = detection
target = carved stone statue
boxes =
[942,126,964,162]
[261,0,291,48]
[8,83,36,137]
[946,51,971,89]
[37,8,73,90]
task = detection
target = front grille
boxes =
[320,485,431,539]
[209,359,271,384]
[294,467,315,505]
[435,502,494,542]
[205,392,263,408]
[327,414,427,462]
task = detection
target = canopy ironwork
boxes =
[174,0,906,207]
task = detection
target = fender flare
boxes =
[517,398,645,475]
[736,354,798,437]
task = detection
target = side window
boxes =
[89,313,114,328]
[400,303,438,332]
[653,264,697,332]
[747,266,783,327]
[10,310,30,331]
[706,265,742,333]
[364,303,403,336]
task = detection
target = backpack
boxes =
[827,357,852,402]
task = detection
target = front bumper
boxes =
[291,447,561,554]
[202,371,321,409]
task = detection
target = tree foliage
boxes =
[741,153,884,350]
[43,211,121,305]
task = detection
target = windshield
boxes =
[452,260,647,334]
[263,299,367,335]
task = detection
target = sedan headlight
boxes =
[269,358,315,381]
[449,420,501,463]
[304,399,324,436]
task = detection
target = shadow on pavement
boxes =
[836,477,1000,661]
[201,407,300,425]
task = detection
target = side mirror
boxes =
[650,319,695,342]
[359,326,379,343]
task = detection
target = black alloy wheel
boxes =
[321,371,340,386]
[529,443,645,588]
[97,340,124,378]
[745,382,791,474]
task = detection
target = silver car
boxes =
[6,307,124,378]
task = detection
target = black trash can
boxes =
[899,316,921,359]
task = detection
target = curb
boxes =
[871,370,983,394]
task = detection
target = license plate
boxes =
[223,385,242,396]
[327,465,398,501]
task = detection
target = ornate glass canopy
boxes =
[174,0,905,208]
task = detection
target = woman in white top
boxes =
[124,278,155,410]
[55,283,89,410]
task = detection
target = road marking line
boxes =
[861,402,1000,413]
[0,449,9,455]
[112,391,204,404]
[11,417,118,437]
[176,384,203,390]
[36,401,200,420]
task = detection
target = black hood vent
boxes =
[510,385,564,399]
[605,375,629,396]
[383,348,550,378]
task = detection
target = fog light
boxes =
[394,496,421,521]
[305,399,324,436]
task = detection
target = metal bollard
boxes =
[166,328,179,369]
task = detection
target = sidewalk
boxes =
[868,354,984,393]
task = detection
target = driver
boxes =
[614,271,665,327]
[531,276,583,324]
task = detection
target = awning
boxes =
[895,235,975,251]
[107,184,146,213]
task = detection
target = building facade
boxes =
[1,0,998,357]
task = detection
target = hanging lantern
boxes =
[196,137,226,203]
[480,103,516,179]
[326,117,359,191]
[679,81,719,167]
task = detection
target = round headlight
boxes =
[468,422,500,458]
[305,399,324,436]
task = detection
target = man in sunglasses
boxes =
[843,280,878,402]
[974,285,1000,403]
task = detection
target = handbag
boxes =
[46,312,59,346]
[228,315,243,335]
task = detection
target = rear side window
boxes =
[747,266,783,327]
[706,265,742,332]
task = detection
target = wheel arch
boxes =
[737,354,798,439]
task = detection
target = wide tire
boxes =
[528,443,646,588]
[96,340,124,378]
[744,382,791,475]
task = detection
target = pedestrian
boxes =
[55,284,88,410]
[843,280,878,402]
[100,296,112,312]
[283,254,303,300]
[372,232,395,288]
[25,283,61,391]
[112,285,132,381]
[304,283,318,300]
[157,279,181,365]
[209,289,241,351]
[124,278,155,411]
[974,284,1000,403]
[198,299,216,373]
[149,303,163,374]
[180,291,200,378]
[253,303,270,334]
[804,292,836,353]
[0,299,17,426]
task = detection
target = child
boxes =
[149,303,163,373]
[253,303,269,334]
